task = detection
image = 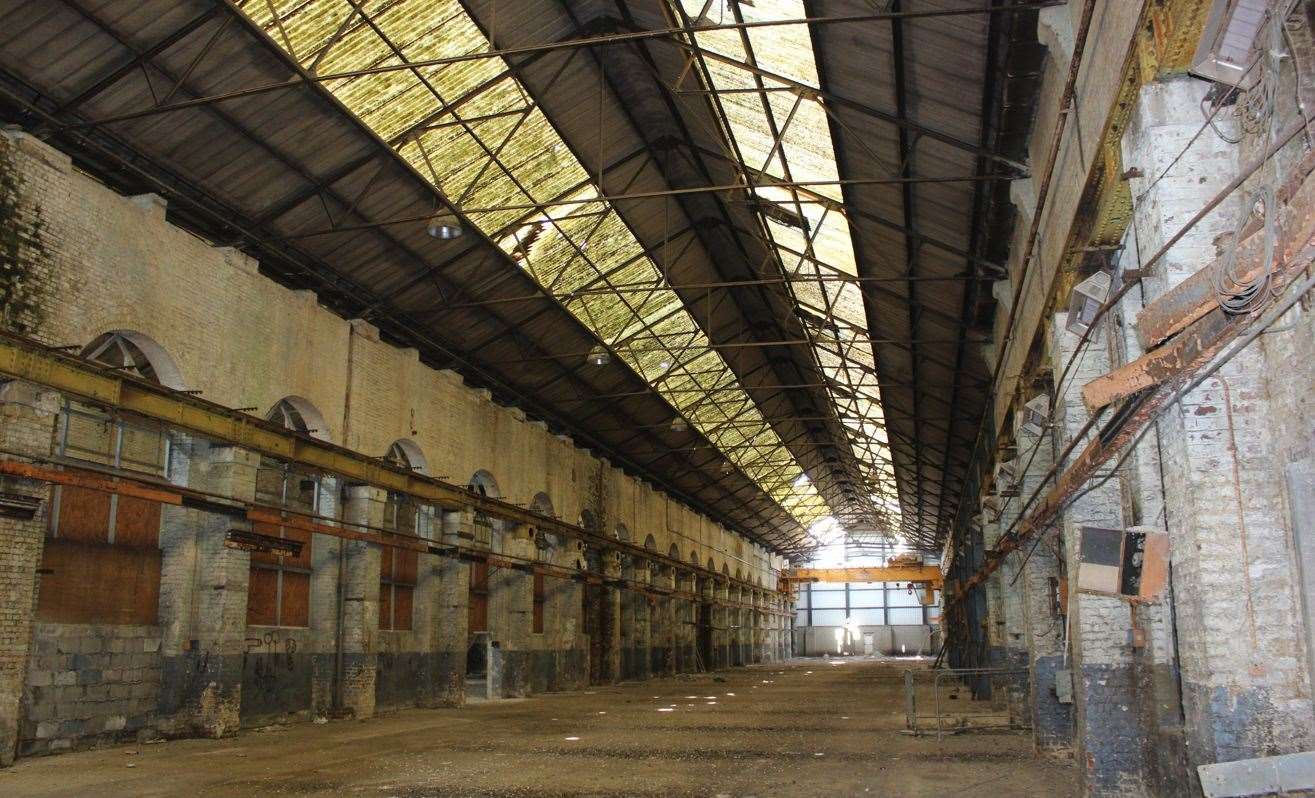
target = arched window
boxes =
[614,523,630,543]
[266,396,330,441]
[384,438,429,476]
[466,470,501,552]
[644,534,657,551]
[40,332,178,624]
[83,330,186,390]
[668,543,680,560]
[527,492,557,634]
[382,440,433,540]
[467,470,499,498]
[578,509,599,532]
[530,492,554,517]
[529,492,562,557]
[248,396,331,628]
[379,439,432,632]
[688,550,700,568]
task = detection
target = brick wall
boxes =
[0,381,58,765]
[1121,70,1315,785]
[0,130,792,760]
[19,624,160,756]
[3,129,774,584]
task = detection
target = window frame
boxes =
[532,571,546,634]
[379,488,430,632]
[247,459,318,629]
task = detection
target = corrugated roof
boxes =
[0,0,1045,555]
[239,0,833,528]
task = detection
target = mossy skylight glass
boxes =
[671,0,901,534]
[240,0,833,530]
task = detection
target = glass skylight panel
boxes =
[242,0,847,532]
[674,0,903,533]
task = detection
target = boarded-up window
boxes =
[40,402,165,625]
[379,491,432,632]
[379,542,416,632]
[469,558,489,633]
[533,572,546,634]
[247,459,315,628]
[379,535,416,633]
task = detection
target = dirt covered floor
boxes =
[2,657,1074,797]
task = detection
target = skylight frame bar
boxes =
[674,0,906,530]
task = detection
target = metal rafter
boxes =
[62,0,812,551]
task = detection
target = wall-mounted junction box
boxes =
[1076,526,1169,600]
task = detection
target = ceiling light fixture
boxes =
[670,417,689,433]
[426,214,464,240]
[586,346,611,367]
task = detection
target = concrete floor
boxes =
[1,658,1075,797]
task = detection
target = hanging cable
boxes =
[1216,9,1290,315]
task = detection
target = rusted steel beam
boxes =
[1136,153,1315,350]
[1084,306,1237,412]
[0,459,183,507]
[1088,169,1315,412]
[0,445,777,596]
[954,265,1315,603]
[4,460,781,609]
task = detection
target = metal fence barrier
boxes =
[903,667,1030,740]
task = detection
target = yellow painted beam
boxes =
[0,332,779,596]
[782,566,943,587]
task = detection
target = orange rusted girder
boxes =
[0,459,183,507]
[1086,155,1315,412]
[1136,150,1315,351]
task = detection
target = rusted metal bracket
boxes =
[1086,163,1315,412]
[1135,151,1315,351]
[952,227,1315,603]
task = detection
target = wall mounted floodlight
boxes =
[994,458,1019,497]
[1065,271,1112,341]
[1018,393,1050,438]
[1191,0,1267,87]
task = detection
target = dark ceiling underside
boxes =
[0,0,1045,556]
